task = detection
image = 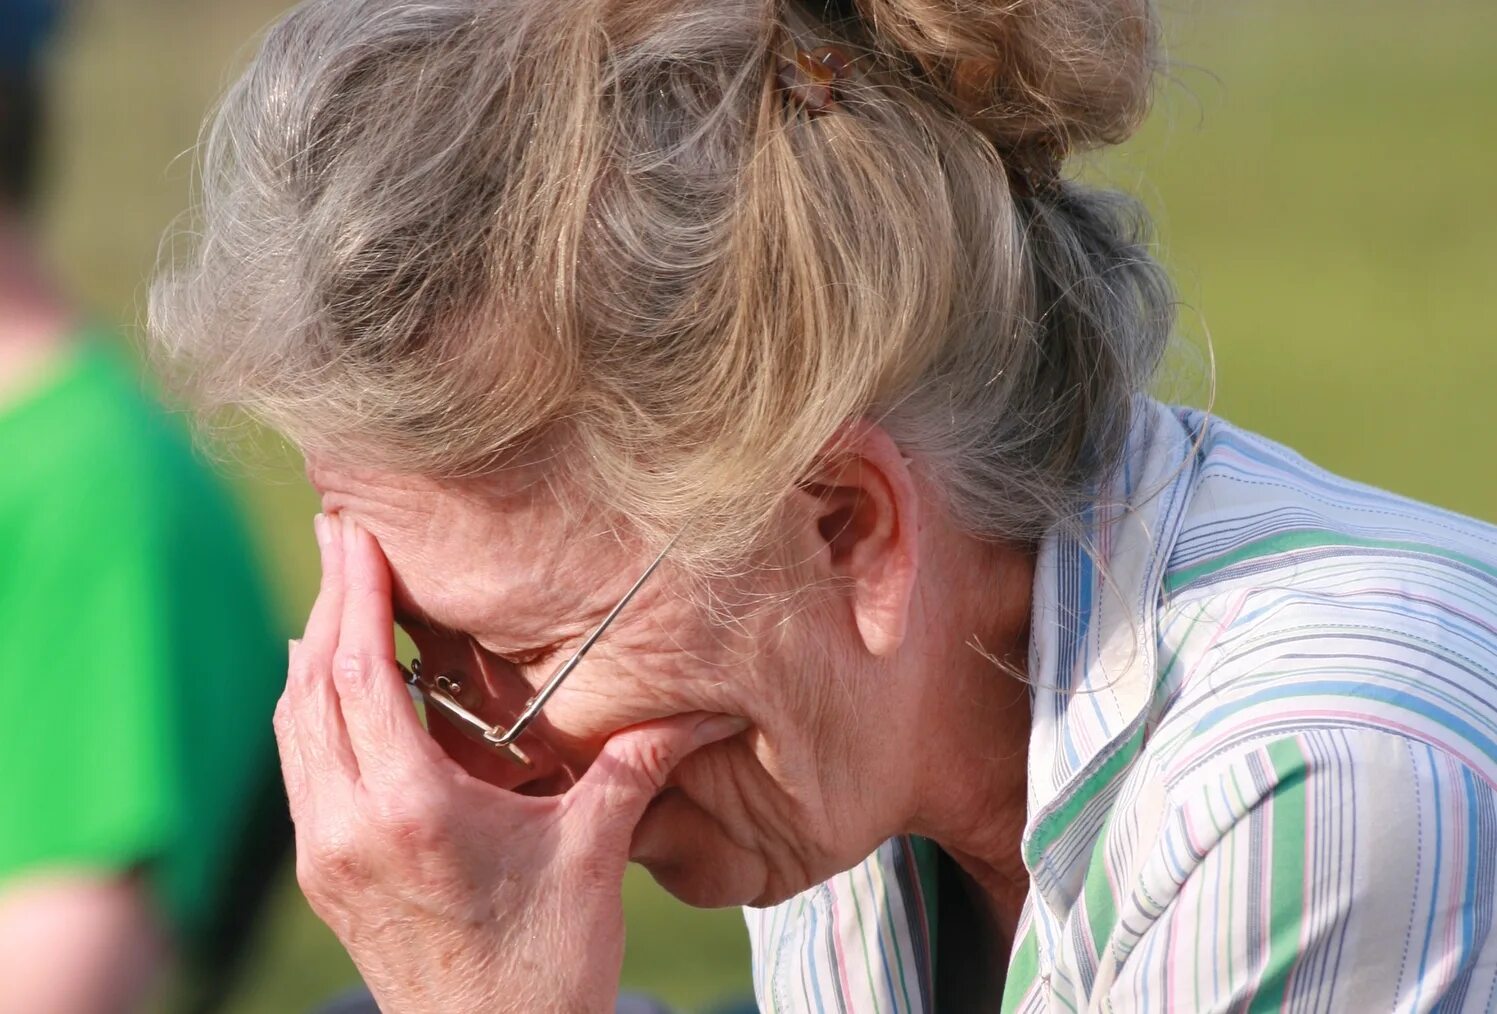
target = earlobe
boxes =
[798,423,921,658]
[853,573,912,656]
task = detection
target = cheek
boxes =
[631,789,771,906]
[630,732,869,907]
[542,650,728,745]
[548,611,766,735]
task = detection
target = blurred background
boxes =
[8,0,1494,1010]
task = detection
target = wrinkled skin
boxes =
[277,426,1036,1012]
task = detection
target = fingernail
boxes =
[313,513,328,547]
[693,714,750,748]
[287,638,301,659]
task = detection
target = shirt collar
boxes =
[1019,401,1201,912]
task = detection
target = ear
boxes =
[794,421,920,657]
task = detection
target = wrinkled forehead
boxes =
[305,459,633,638]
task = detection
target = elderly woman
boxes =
[152,0,1497,1010]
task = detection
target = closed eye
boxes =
[488,642,559,669]
[497,644,550,668]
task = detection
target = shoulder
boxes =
[1148,578,1497,790]
[1146,409,1497,784]
[7,338,250,543]
[1164,408,1497,599]
[2,338,275,640]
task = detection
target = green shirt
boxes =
[0,329,284,941]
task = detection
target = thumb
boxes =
[571,713,749,832]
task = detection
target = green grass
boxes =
[1114,2,1497,521]
[35,1,1495,1010]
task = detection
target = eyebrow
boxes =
[391,592,555,662]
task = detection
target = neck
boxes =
[906,534,1036,942]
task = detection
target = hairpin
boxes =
[776,45,855,117]
[1005,133,1069,200]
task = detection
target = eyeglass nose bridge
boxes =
[399,659,534,768]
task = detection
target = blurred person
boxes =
[0,2,289,1011]
[153,0,1497,1010]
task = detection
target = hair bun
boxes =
[843,0,1158,156]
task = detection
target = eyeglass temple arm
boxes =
[487,536,680,748]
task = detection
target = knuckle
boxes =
[294,859,342,932]
[301,830,365,891]
[364,788,446,849]
[331,650,369,688]
[332,650,401,691]
[272,697,294,738]
[293,852,323,898]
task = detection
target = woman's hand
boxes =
[275,513,742,1014]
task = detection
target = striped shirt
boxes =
[744,400,1497,1011]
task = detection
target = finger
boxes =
[287,637,360,798]
[334,515,444,780]
[298,512,346,664]
[273,649,307,811]
[286,512,346,713]
[286,515,359,797]
[570,713,749,835]
[277,645,356,841]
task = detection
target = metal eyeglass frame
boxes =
[397,538,676,768]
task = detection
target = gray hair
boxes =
[151,0,1172,566]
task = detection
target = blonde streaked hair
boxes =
[151,0,1172,571]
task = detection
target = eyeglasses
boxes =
[397,539,676,768]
